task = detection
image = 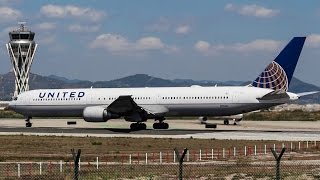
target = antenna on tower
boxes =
[18,22,27,31]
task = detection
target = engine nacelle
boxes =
[83,106,120,122]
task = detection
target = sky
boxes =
[0,0,320,85]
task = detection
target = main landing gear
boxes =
[153,117,169,129]
[130,123,147,131]
[25,117,32,127]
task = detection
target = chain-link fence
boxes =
[0,160,320,179]
[0,148,319,179]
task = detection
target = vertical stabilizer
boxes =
[250,37,306,91]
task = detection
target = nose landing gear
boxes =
[25,117,32,127]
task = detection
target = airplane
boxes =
[8,37,317,130]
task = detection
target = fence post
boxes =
[264,144,267,154]
[233,147,236,157]
[211,149,214,160]
[222,148,225,159]
[39,162,42,175]
[17,163,20,178]
[60,160,63,173]
[96,157,99,169]
[271,147,286,180]
[298,142,301,150]
[174,148,188,180]
[146,153,148,164]
[199,149,202,161]
[244,146,247,156]
[71,149,81,180]
[187,150,190,162]
[160,152,162,164]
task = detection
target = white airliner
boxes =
[8,37,317,130]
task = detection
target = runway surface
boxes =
[0,119,319,141]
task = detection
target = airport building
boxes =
[6,23,37,98]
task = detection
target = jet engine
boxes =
[83,106,120,122]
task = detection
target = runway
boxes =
[0,118,319,141]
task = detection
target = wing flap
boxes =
[139,104,169,115]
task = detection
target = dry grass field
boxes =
[0,135,318,162]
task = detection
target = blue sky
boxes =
[0,0,320,85]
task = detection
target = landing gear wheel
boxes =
[130,123,136,130]
[163,123,169,129]
[141,123,147,130]
[153,122,169,129]
[26,122,32,127]
[130,123,146,130]
[25,118,32,127]
[224,120,229,125]
[233,122,237,125]
[153,123,159,129]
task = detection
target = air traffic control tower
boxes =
[6,23,38,98]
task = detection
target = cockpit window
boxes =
[13,97,18,101]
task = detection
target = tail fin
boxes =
[250,37,306,91]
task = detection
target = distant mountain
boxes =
[93,74,177,88]
[48,75,83,84]
[288,77,320,104]
[0,72,319,103]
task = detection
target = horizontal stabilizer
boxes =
[297,91,319,97]
[257,90,289,100]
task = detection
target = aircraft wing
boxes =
[107,95,144,114]
[107,95,168,115]
[257,90,289,100]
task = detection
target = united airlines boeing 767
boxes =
[8,37,317,130]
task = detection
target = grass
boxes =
[0,110,24,118]
[0,135,318,179]
[0,135,318,162]
[244,110,320,121]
